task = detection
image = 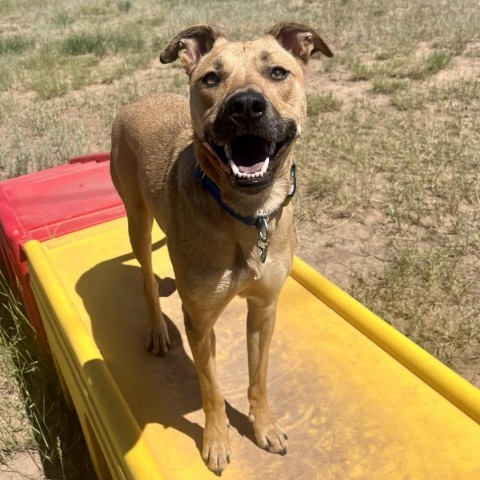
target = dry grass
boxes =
[0,0,479,478]
[0,274,96,479]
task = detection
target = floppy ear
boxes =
[267,22,333,64]
[160,24,221,74]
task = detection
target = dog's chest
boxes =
[186,245,281,304]
[225,224,293,295]
[230,242,290,299]
[171,213,293,308]
[207,244,267,295]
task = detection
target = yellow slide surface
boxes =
[25,217,480,479]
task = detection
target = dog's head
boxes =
[161,23,332,200]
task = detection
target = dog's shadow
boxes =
[75,238,254,456]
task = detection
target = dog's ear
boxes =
[160,25,221,74]
[267,22,333,64]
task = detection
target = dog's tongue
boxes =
[228,135,271,173]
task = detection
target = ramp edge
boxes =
[24,240,166,480]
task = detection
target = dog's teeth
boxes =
[231,158,269,180]
[229,159,240,176]
[269,142,276,156]
[260,157,270,174]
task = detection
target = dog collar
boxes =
[194,163,296,263]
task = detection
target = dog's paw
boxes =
[250,410,288,455]
[145,326,170,355]
[202,419,231,476]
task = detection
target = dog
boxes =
[110,22,332,475]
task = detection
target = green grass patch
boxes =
[20,52,99,98]
[424,51,452,74]
[0,61,14,90]
[28,75,69,99]
[116,0,133,13]
[410,51,453,79]
[62,25,145,57]
[307,92,342,116]
[348,59,371,81]
[374,50,453,81]
[51,9,76,28]
[62,31,109,56]
[427,79,480,104]
[371,77,409,94]
[79,3,111,16]
[307,171,344,201]
[0,36,34,55]
[390,89,426,110]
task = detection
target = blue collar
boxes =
[194,163,296,262]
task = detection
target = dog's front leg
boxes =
[183,306,230,475]
[246,297,288,455]
[125,208,170,355]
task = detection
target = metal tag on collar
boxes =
[256,217,270,263]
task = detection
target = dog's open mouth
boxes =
[211,134,293,188]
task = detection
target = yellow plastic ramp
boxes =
[25,217,480,480]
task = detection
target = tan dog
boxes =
[110,22,332,475]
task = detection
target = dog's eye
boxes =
[270,66,289,81]
[203,72,221,87]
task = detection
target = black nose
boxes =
[225,91,267,122]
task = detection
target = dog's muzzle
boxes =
[206,91,298,191]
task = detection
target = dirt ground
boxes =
[0,451,45,480]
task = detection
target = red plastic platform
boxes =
[0,153,125,342]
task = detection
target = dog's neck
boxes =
[193,142,296,263]
[194,162,296,222]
